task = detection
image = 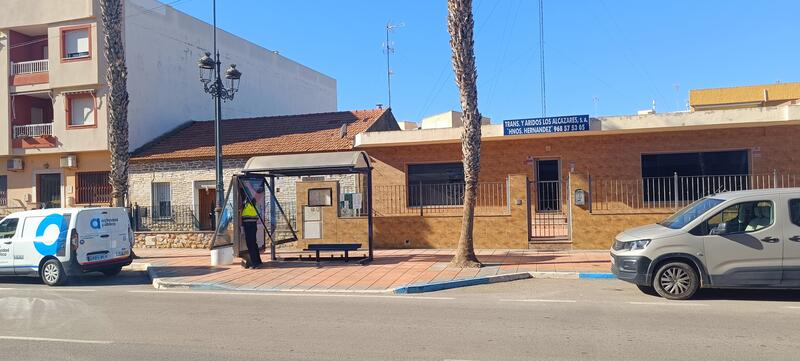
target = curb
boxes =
[393,272,533,294]
[133,261,616,295]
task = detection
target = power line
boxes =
[415,0,502,120]
[596,0,665,104]
[484,0,522,110]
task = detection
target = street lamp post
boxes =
[198,0,242,230]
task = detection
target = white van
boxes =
[0,207,134,286]
[611,188,800,300]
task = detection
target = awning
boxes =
[242,151,371,176]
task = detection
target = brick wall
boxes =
[365,124,800,249]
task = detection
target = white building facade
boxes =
[0,0,336,211]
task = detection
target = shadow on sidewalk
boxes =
[148,265,228,277]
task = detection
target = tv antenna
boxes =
[592,96,600,115]
[384,21,404,109]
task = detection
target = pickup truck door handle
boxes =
[790,236,800,242]
[761,236,780,243]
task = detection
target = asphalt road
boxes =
[0,271,798,361]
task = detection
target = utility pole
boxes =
[384,21,404,109]
[538,0,546,117]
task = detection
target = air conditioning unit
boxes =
[7,158,23,171]
[60,155,78,169]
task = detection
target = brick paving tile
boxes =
[290,266,349,290]
[475,265,500,278]
[273,267,333,289]
[135,248,613,291]
[235,267,297,290]
[366,267,416,290]
[347,268,395,290]
[454,268,481,280]
[255,268,312,290]
[223,269,281,289]
[535,262,557,273]
[430,268,462,283]
[329,267,378,290]
[309,266,366,290]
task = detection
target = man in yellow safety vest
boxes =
[241,200,262,268]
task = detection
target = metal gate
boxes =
[527,179,570,241]
[37,173,61,209]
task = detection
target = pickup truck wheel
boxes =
[41,259,67,286]
[653,262,699,300]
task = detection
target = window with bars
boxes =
[0,176,6,206]
[76,172,111,205]
[152,183,172,219]
[407,162,466,207]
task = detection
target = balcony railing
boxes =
[11,59,49,75]
[13,123,53,139]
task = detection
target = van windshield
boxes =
[659,197,725,229]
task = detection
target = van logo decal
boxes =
[90,218,102,230]
[34,214,68,256]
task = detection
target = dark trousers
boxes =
[243,219,262,266]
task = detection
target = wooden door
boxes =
[198,188,216,230]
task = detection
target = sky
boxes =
[170,0,799,123]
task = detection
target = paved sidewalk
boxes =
[133,248,612,293]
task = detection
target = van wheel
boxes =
[102,267,123,277]
[41,259,67,286]
[653,262,699,300]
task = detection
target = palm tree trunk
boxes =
[448,0,482,268]
[101,0,130,208]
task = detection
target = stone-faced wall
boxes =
[129,158,248,209]
[129,157,358,231]
[134,231,215,249]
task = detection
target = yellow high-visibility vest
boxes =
[242,202,258,218]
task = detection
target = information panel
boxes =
[503,114,590,135]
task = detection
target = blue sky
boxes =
[172,0,799,123]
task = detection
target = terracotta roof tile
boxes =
[132,109,388,161]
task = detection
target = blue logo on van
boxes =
[90,218,102,230]
[34,214,68,256]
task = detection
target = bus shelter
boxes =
[210,151,374,263]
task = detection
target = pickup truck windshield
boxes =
[659,197,725,229]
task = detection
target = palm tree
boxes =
[101,0,130,207]
[447,0,482,268]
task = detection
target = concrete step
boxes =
[528,239,572,251]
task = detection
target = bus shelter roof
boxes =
[242,151,371,177]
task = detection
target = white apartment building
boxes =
[0,0,336,210]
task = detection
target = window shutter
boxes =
[70,97,94,126]
[64,29,89,58]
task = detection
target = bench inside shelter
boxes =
[304,243,362,263]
